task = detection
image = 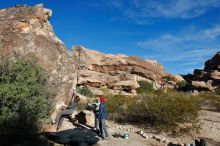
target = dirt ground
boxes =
[94,110,220,146]
[198,110,220,146]
[53,109,220,146]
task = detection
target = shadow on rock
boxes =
[44,128,99,146]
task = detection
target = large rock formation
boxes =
[0,4,175,102]
[0,4,77,116]
[186,51,220,91]
[72,46,171,95]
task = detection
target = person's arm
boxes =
[104,104,107,116]
[99,104,104,118]
[67,102,77,109]
[61,102,67,109]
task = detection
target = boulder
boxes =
[72,46,171,94]
[210,70,220,84]
[88,87,136,96]
[204,52,220,71]
[188,51,220,91]
[0,4,77,121]
[192,80,214,91]
[76,110,95,127]
[172,75,185,82]
[112,80,140,91]
[194,69,208,80]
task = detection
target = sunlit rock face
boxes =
[72,46,172,95]
[0,4,77,112]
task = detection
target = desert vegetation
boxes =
[107,80,220,134]
[136,80,156,94]
[176,80,191,91]
[0,58,53,146]
[76,86,93,97]
[199,91,220,112]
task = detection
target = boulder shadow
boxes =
[44,128,99,146]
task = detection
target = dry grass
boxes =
[198,91,220,111]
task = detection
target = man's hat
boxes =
[99,96,107,103]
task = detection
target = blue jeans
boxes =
[94,112,99,129]
[99,119,109,138]
[55,109,73,130]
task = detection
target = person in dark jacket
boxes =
[88,98,100,131]
[98,96,109,140]
[53,95,80,131]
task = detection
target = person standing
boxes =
[93,98,100,131]
[99,96,109,140]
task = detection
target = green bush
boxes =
[136,80,155,94]
[76,86,93,97]
[177,80,191,91]
[106,94,137,121]
[215,87,220,95]
[0,59,52,145]
[107,91,200,133]
[162,75,174,82]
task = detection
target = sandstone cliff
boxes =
[72,46,175,95]
[0,4,77,115]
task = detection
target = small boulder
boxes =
[75,110,95,127]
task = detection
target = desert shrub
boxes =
[215,87,220,95]
[213,99,220,111]
[76,101,89,111]
[106,94,138,121]
[76,86,93,97]
[140,92,199,131]
[177,80,191,91]
[136,80,155,94]
[162,75,174,82]
[199,91,220,111]
[107,91,200,133]
[0,59,52,145]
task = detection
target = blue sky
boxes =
[1,0,220,74]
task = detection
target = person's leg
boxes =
[94,113,99,129]
[98,118,103,137]
[54,111,62,124]
[57,116,64,131]
[101,119,109,138]
[54,109,72,125]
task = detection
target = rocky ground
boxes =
[198,110,220,146]
[51,109,220,146]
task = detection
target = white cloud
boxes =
[181,60,202,66]
[138,25,220,50]
[137,25,220,72]
[105,0,220,24]
[158,48,219,62]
